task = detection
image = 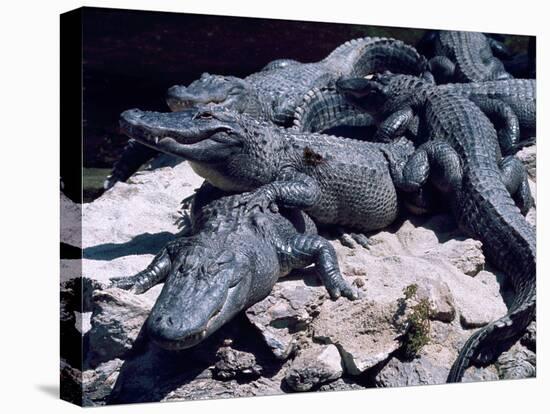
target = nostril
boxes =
[167,316,173,326]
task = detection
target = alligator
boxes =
[294,78,535,156]
[110,182,357,350]
[105,37,428,190]
[439,79,536,153]
[335,73,535,382]
[118,106,417,243]
[291,85,379,136]
[166,37,428,125]
[418,30,513,84]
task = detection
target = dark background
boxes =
[80,7,531,199]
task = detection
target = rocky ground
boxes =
[61,148,537,406]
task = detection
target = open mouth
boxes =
[166,99,201,111]
[119,118,167,146]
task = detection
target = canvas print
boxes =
[60,6,536,406]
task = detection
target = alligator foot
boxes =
[337,229,371,249]
[470,97,520,155]
[109,248,172,294]
[499,155,534,215]
[175,199,193,233]
[396,140,463,196]
[284,234,358,300]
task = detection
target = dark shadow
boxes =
[36,384,59,399]
[60,242,82,259]
[317,210,460,247]
[83,231,176,260]
[105,313,284,405]
[485,264,516,310]
[284,267,324,289]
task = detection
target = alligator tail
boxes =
[447,173,536,382]
[323,37,428,78]
[447,297,535,382]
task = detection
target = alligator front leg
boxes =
[469,97,520,155]
[242,171,321,212]
[110,247,172,294]
[394,140,463,195]
[374,107,415,142]
[382,141,440,215]
[499,155,534,215]
[283,234,358,300]
[104,139,159,190]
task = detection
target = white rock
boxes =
[312,298,405,375]
[284,344,343,391]
[61,192,82,248]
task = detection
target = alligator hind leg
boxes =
[499,155,534,215]
[284,234,358,300]
[110,247,173,294]
[469,97,520,155]
[104,139,159,190]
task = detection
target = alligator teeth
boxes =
[154,136,159,144]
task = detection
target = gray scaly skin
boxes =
[118,106,415,235]
[336,73,535,382]
[423,30,513,83]
[291,85,379,135]
[110,182,357,350]
[166,37,428,126]
[105,37,427,190]
[439,79,536,153]
[293,78,536,156]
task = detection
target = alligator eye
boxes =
[228,87,243,96]
[194,110,213,120]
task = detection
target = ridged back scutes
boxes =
[440,31,509,82]
[420,85,537,382]
[324,36,427,77]
[291,85,373,133]
[442,78,536,99]
[323,36,381,63]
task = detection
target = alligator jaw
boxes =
[151,329,207,351]
[149,277,243,351]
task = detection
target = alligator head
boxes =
[119,107,246,162]
[147,241,253,350]
[337,73,427,112]
[120,106,274,192]
[166,72,260,114]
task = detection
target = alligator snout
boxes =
[166,85,192,111]
[120,108,146,125]
[147,313,207,350]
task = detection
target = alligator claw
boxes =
[324,278,359,301]
[338,232,370,249]
[109,276,144,294]
[236,187,276,214]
